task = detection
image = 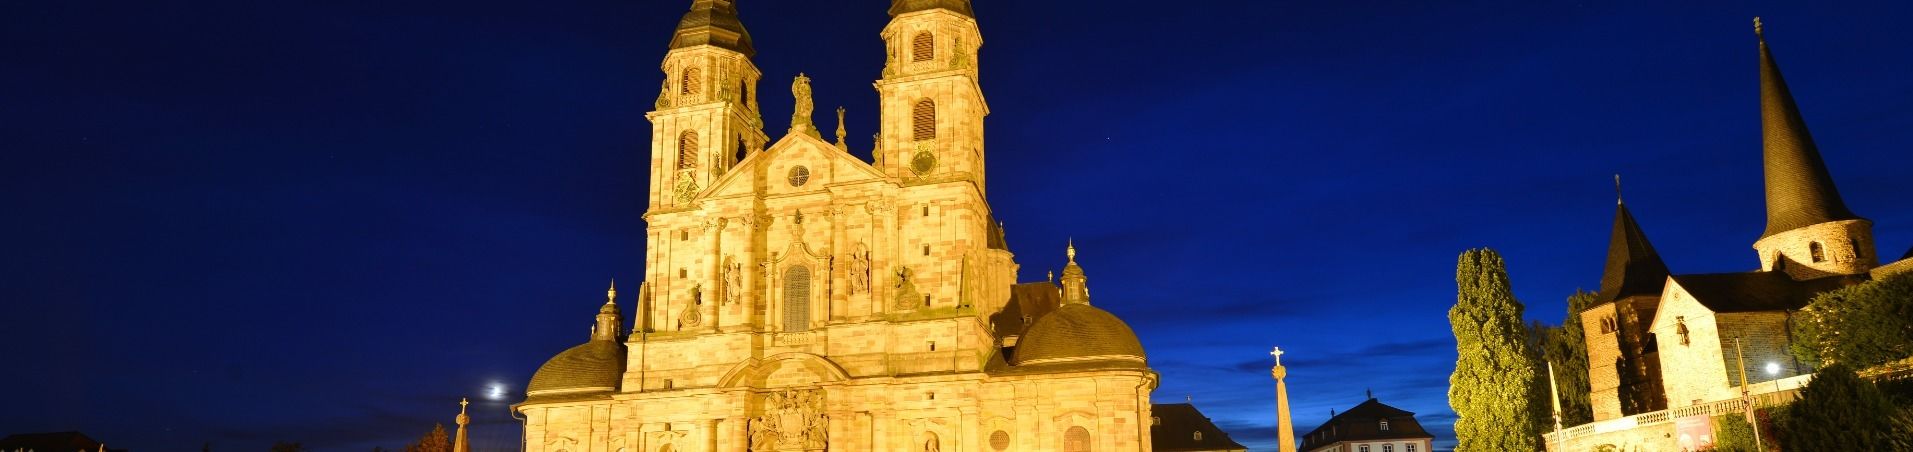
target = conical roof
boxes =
[1756,21,1862,238]
[670,0,754,57]
[890,0,974,18]
[1597,201,1671,303]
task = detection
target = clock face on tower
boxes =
[911,151,937,176]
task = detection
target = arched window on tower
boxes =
[784,266,812,332]
[678,131,699,170]
[1063,426,1091,452]
[1852,238,1864,259]
[912,32,935,62]
[1810,242,1826,263]
[681,67,701,96]
[912,99,937,142]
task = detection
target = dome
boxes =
[526,340,626,396]
[1013,303,1146,367]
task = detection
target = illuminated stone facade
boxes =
[1577,24,1913,424]
[515,2,1161,451]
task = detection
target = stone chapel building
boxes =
[514,1,1163,451]
[1579,24,1913,421]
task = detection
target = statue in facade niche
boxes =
[848,243,870,295]
[723,258,743,305]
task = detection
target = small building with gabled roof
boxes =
[1298,398,1434,452]
[1149,403,1247,452]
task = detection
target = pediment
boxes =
[704,131,886,199]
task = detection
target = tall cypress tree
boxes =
[1449,248,1546,451]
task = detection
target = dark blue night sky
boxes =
[4,1,1911,451]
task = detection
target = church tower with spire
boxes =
[877,0,987,189]
[648,0,767,210]
[1581,182,1672,421]
[1749,20,1877,280]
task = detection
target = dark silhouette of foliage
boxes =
[1778,364,1913,450]
[1533,290,1597,426]
[404,423,451,452]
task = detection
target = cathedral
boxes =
[513,1,1166,451]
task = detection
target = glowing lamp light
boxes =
[1764,362,1780,376]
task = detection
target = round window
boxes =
[989,430,1010,451]
[788,165,811,186]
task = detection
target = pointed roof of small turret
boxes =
[890,0,974,18]
[1597,181,1671,303]
[671,0,754,57]
[1755,18,1863,238]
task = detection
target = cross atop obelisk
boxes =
[1270,346,1296,452]
[453,397,471,452]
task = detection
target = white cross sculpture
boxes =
[1270,346,1284,367]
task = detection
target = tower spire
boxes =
[1614,174,1624,205]
[1597,189,1670,303]
[671,0,753,56]
[1755,18,1863,238]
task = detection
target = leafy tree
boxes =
[1791,272,1913,369]
[1530,290,1597,427]
[1709,414,1762,452]
[404,423,452,452]
[270,442,307,452]
[1448,248,1547,451]
[1778,364,1913,450]
[1551,291,1596,425]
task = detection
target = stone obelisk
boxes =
[453,397,471,452]
[1271,347,1296,452]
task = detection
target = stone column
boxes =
[958,407,979,452]
[726,417,748,452]
[872,410,893,451]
